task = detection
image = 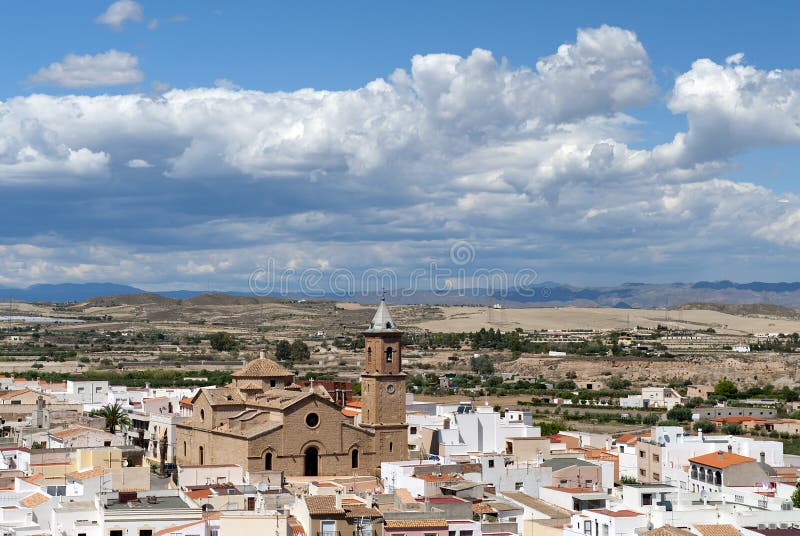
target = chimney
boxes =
[443,417,450,430]
[698,428,703,441]
[760,452,766,464]
[717,451,724,460]
[335,489,342,510]
[260,349,266,359]
[727,444,732,453]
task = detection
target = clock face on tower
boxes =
[386,384,395,394]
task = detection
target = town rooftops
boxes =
[385,520,447,529]
[689,451,755,469]
[0,388,32,398]
[642,527,695,536]
[501,491,573,517]
[66,467,109,481]
[587,509,643,517]
[542,458,598,471]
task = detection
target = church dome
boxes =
[232,357,294,378]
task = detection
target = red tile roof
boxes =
[689,451,755,469]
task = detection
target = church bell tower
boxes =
[361,296,407,464]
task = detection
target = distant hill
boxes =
[5,280,800,309]
[1,283,146,303]
[670,302,800,319]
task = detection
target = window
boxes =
[210,531,219,536]
[461,531,473,536]
[641,494,652,506]
[602,524,609,536]
[639,469,646,477]
[183,442,187,456]
[111,531,123,536]
[96,386,102,392]
[515,482,523,490]
[199,446,204,465]
[639,450,645,458]
[351,449,359,469]
[140,531,153,536]
[78,387,85,393]
[653,454,660,462]
[200,409,205,421]
[270,380,276,387]
[449,532,456,536]
[10,400,20,405]
[104,441,112,447]
[306,413,320,428]
[410,426,417,435]
[652,473,660,481]
[389,441,393,453]
[583,520,592,535]
[321,520,336,536]
[488,459,495,468]
[265,452,273,470]
[386,347,393,362]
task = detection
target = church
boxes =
[175,298,408,476]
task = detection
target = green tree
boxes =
[209,332,239,352]
[666,404,693,422]
[793,482,800,509]
[694,419,716,433]
[275,340,291,361]
[290,340,310,361]
[351,382,362,396]
[469,355,494,376]
[91,402,131,434]
[714,379,739,399]
[606,376,632,390]
[538,421,562,436]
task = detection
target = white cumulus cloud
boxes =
[29,50,144,88]
[95,0,143,29]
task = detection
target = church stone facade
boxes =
[175,298,407,476]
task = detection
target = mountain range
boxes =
[2,281,800,310]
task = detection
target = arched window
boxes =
[367,347,372,362]
[385,347,393,363]
[200,409,205,421]
[199,446,204,465]
[351,449,359,469]
[265,452,273,471]
[389,442,393,453]
[386,321,392,329]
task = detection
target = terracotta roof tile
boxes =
[689,451,755,469]
[642,527,694,536]
[20,492,50,508]
[66,467,109,481]
[692,525,742,536]
[0,388,31,398]
[154,520,205,536]
[305,495,344,515]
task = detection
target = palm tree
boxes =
[91,403,131,434]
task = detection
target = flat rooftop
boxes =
[105,496,191,510]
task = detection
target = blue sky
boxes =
[1,1,800,291]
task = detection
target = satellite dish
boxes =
[257,482,268,492]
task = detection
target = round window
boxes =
[387,384,395,394]
[306,412,320,428]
